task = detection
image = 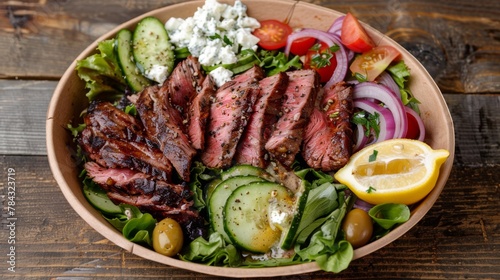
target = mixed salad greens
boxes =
[69,0,426,274]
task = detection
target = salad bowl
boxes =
[46,0,455,277]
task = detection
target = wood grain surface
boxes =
[0,0,499,279]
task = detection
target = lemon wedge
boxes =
[334,139,449,205]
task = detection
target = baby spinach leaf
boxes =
[369,203,410,230]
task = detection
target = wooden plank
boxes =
[444,94,500,166]
[0,155,498,278]
[0,80,53,155]
[1,0,500,93]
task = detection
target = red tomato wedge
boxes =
[289,37,316,56]
[304,42,338,83]
[350,46,400,81]
[341,12,376,53]
[253,20,293,50]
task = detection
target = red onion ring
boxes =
[353,198,374,212]
[376,71,400,97]
[353,82,408,139]
[327,15,345,36]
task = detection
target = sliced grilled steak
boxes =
[187,75,216,150]
[85,162,205,240]
[234,72,289,168]
[265,69,320,167]
[167,56,205,114]
[84,101,144,142]
[79,128,173,181]
[201,66,265,168]
[302,82,354,171]
[135,85,196,181]
[85,162,189,207]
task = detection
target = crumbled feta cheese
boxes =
[145,64,169,84]
[209,66,233,87]
[164,0,261,78]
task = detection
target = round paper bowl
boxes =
[46,0,455,277]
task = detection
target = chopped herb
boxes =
[309,43,322,51]
[352,111,381,138]
[329,112,340,119]
[366,186,377,193]
[369,150,378,162]
[124,103,137,116]
[308,43,339,69]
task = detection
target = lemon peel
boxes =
[334,139,449,205]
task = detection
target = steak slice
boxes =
[302,82,354,171]
[234,72,289,168]
[84,101,144,142]
[85,162,205,240]
[187,75,216,150]
[201,66,265,168]
[135,85,196,181]
[166,56,205,114]
[265,69,320,167]
[79,128,173,181]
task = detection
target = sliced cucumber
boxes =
[220,164,274,182]
[278,179,310,249]
[132,17,174,81]
[208,176,265,243]
[115,29,152,92]
[223,182,293,253]
[204,178,222,203]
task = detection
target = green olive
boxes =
[342,208,373,248]
[152,218,184,256]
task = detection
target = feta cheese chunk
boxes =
[209,66,233,87]
[145,64,170,84]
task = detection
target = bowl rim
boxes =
[46,0,455,277]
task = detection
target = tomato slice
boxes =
[304,42,338,83]
[289,37,317,56]
[253,19,293,50]
[341,12,375,53]
[405,111,420,139]
[350,46,400,81]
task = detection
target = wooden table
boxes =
[1,0,499,279]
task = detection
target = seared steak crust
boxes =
[302,82,354,171]
[167,56,205,114]
[79,101,173,181]
[235,72,289,168]
[85,101,144,142]
[135,85,196,181]
[85,162,205,240]
[79,128,173,181]
[265,69,320,167]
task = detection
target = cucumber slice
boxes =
[208,176,265,243]
[224,182,293,253]
[132,17,174,82]
[204,178,222,203]
[115,29,152,92]
[220,164,274,182]
[278,179,310,249]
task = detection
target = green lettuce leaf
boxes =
[76,39,127,101]
[295,193,353,273]
[180,232,242,267]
